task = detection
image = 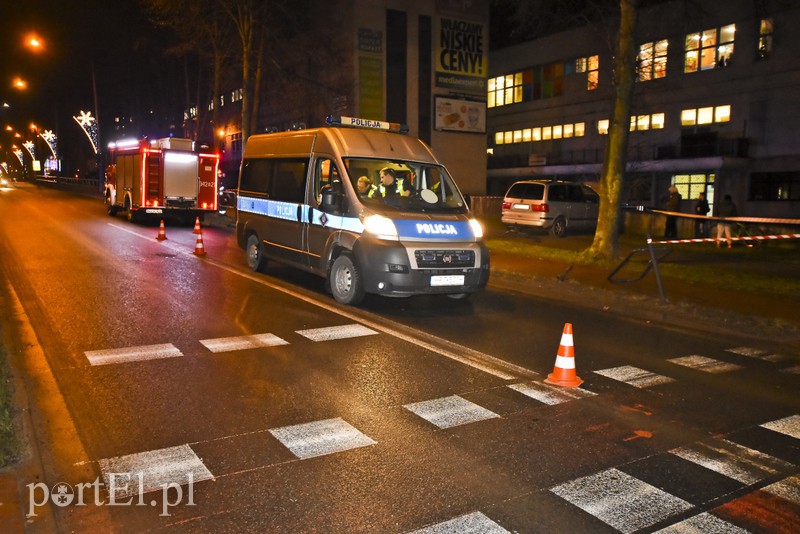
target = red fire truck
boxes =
[104,137,220,223]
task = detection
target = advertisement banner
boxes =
[435,16,487,93]
[434,96,486,133]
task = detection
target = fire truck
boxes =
[104,137,220,223]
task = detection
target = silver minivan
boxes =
[501,179,600,237]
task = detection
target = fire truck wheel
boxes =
[246,234,268,273]
[330,254,365,305]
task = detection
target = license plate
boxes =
[430,275,465,287]
[512,203,529,210]
[145,208,163,214]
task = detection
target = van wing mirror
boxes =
[321,182,343,212]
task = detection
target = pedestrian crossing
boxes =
[81,330,799,531]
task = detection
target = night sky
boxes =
[1,1,182,174]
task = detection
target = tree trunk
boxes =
[586,0,639,261]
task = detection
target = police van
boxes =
[235,116,489,305]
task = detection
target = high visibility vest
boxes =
[365,184,379,198]
[379,178,405,197]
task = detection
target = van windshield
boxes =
[345,158,468,213]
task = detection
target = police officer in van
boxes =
[378,167,405,197]
[357,176,378,198]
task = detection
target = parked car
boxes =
[501,179,600,237]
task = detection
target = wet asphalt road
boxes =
[0,182,798,533]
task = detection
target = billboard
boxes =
[435,15,487,93]
[434,96,486,133]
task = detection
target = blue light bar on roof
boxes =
[326,115,408,134]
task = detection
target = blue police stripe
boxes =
[238,195,364,233]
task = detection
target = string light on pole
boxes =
[73,110,98,154]
[39,129,58,159]
[22,140,36,160]
[13,148,24,166]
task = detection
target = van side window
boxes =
[581,185,600,203]
[549,184,567,202]
[314,158,342,208]
[240,158,308,202]
[568,185,584,202]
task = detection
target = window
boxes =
[492,122,586,145]
[685,25,735,72]
[750,172,800,200]
[488,71,526,108]
[681,105,731,126]
[758,18,773,59]
[638,40,668,81]
[597,119,609,135]
[673,174,715,207]
[576,55,599,90]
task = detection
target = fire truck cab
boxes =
[104,137,219,223]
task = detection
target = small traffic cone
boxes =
[192,216,202,234]
[156,219,168,241]
[193,229,207,257]
[544,323,583,388]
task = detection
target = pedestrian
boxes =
[715,194,738,248]
[694,191,710,238]
[664,185,681,239]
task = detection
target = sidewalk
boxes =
[482,220,800,346]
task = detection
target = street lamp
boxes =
[12,77,28,91]
[25,33,45,53]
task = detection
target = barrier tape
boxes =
[649,209,800,226]
[650,234,800,245]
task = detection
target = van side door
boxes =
[262,158,310,266]
[306,157,345,274]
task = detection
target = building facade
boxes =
[487,0,800,219]
[214,0,489,195]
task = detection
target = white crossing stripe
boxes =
[408,511,510,533]
[725,346,783,362]
[403,395,500,429]
[199,333,288,353]
[85,343,183,366]
[760,414,800,440]
[781,365,800,375]
[550,468,692,533]
[653,512,749,533]
[669,438,793,485]
[594,365,676,388]
[508,381,596,405]
[296,324,378,342]
[268,417,376,459]
[762,475,800,504]
[98,444,213,500]
[667,355,743,373]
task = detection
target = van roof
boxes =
[244,126,439,163]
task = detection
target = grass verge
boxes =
[0,344,18,468]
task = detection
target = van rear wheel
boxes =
[246,234,268,273]
[550,216,567,238]
[330,254,365,305]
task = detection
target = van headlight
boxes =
[469,218,484,239]
[363,214,399,240]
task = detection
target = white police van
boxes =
[235,116,489,305]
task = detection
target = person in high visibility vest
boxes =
[357,176,378,198]
[378,167,405,197]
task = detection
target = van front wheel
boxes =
[330,254,365,305]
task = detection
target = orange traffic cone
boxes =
[156,219,168,241]
[193,217,202,234]
[544,323,583,387]
[193,229,207,257]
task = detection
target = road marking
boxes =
[296,323,378,342]
[550,467,692,533]
[98,444,214,500]
[85,343,183,366]
[508,381,596,405]
[199,333,289,353]
[762,475,800,503]
[408,511,509,533]
[782,365,800,375]
[760,414,800,439]
[268,417,376,459]
[726,346,783,362]
[652,512,749,533]
[594,365,676,388]
[667,355,743,373]
[670,438,793,485]
[403,395,500,429]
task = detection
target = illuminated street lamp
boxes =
[25,33,45,53]
[12,77,28,90]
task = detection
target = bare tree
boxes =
[586,0,639,261]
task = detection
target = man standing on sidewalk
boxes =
[694,191,710,238]
[664,185,681,238]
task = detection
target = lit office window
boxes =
[553,125,563,139]
[681,106,731,126]
[576,55,599,90]
[681,109,697,126]
[494,132,504,145]
[542,126,552,140]
[563,124,574,138]
[697,107,714,125]
[758,18,773,59]
[715,105,731,122]
[503,131,513,144]
[638,40,668,81]
[598,119,609,134]
[651,113,665,129]
[684,24,735,72]
[637,115,651,131]
[513,130,523,143]
[532,128,542,141]
[574,122,585,137]
[522,129,532,142]
[488,71,525,108]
